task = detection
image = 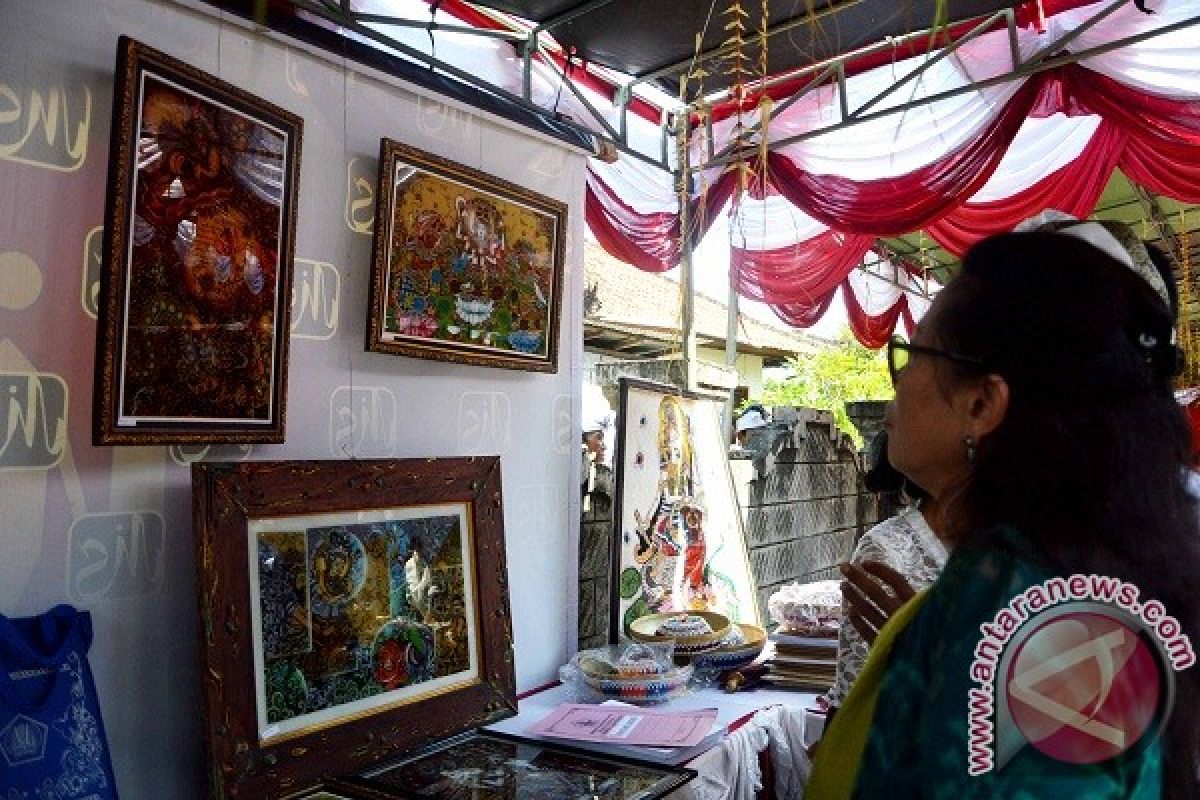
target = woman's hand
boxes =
[839,560,916,645]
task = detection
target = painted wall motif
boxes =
[0,1,585,795]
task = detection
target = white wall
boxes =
[0,1,584,794]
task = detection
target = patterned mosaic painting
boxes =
[253,512,473,733]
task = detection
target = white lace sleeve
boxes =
[823,527,892,708]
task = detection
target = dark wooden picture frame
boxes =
[192,458,516,798]
[94,36,303,445]
[365,139,566,372]
[336,730,696,799]
[609,379,761,642]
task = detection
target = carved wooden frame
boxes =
[192,457,515,797]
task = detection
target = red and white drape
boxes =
[585,0,1200,345]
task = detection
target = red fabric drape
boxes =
[764,77,1045,235]
[586,169,738,272]
[770,287,839,328]
[925,119,1127,255]
[730,230,874,305]
[842,278,909,349]
[587,61,1200,345]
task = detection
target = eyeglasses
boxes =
[887,334,985,384]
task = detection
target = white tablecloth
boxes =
[484,683,820,800]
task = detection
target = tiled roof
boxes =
[583,243,827,361]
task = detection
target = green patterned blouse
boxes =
[853,526,1163,799]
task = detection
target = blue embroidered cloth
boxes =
[0,605,117,799]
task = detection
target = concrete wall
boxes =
[0,1,585,794]
[734,408,868,616]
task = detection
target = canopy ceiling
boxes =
[460,0,1020,94]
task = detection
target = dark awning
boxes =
[464,0,1019,94]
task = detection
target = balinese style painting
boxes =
[94,36,301,444]
[611,380,760,640]
[366,139,565,372]
[249,506,478,741]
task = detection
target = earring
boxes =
[964,435,977,465]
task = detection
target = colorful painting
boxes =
[366,140,566,372]
[611,380,761,640]
[193,458,515,798]
[345,732,693,800]
[249,507,477,741]
[94,36,301,444]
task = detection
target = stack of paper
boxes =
[764,631,838,690]
[526,702,725,765]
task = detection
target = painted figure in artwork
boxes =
[620,392,750,633]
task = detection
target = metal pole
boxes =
[723,269,740,444]
[675,113,698,391]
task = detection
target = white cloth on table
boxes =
[666,705,811,800]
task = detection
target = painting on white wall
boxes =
[93,36,303,445]
[193,457,517,797]
[366,139,566,373]
[610,379,761,640]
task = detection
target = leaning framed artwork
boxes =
[93,36,302,444]
[610,379,761,641]
[365,139,566,372]
[192,458,516,797]
[336,730,695,799]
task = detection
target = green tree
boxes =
[748,326,893,446]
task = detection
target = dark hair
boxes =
[933,231,1199,798]
[863,430,928,501]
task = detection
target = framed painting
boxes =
[365,139,566,372]
[336,730,695,799]
[192,458,516,798]
[610,379,761,641]
[93,36,302,444]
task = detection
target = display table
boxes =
[485,683,821,799]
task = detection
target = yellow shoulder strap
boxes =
[805,588,932,800]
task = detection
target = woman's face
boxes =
[885,295,974,500]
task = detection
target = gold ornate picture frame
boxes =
[365,139,566,372]
[93,36,302,444]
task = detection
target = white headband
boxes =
[1013,210,1170,309]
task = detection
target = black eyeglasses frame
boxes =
[887,334,986,383]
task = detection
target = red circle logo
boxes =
[1005,611,1162,764]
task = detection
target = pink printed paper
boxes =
[528,703,718,747]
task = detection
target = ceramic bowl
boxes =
[628,611,731,654]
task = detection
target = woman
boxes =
[808,227,1200,799]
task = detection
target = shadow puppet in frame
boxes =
[94,36,302,444]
